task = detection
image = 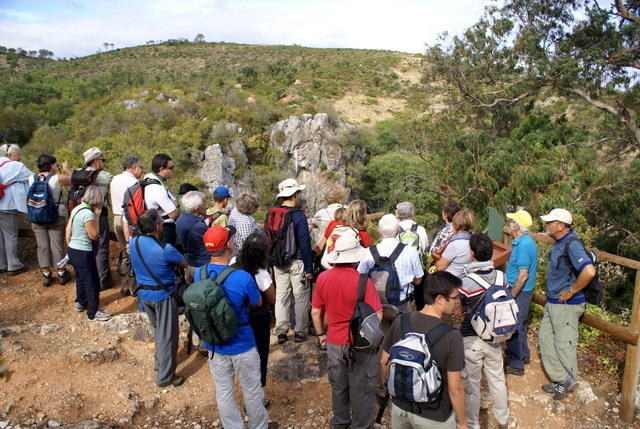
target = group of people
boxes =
[0,144,597,429]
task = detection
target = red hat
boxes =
[203,225,236,252]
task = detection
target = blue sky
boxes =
[0,0,494,58]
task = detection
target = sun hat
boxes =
[82,147,107,166]
[506,210,533,228]
[203,225,237,252]
[540,208,572,225]
[277,178,305,198]
[326,232,368,264]
[213,186,231,198]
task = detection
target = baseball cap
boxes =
[506,210,533,228]
[540,208,572,225]
[213,186,231,198]
[203,225,237,252]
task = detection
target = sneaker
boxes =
[277,334,288,344]
[294,332,306,343]
[8,266,28,276]
[542,382,558,394]
[553,376,578,400]
[505,365,525,376]
[42,274,53,287]
[58,270,71,285]
[158,375,185,387]
[75,302,87,312]
[91,309,112,322]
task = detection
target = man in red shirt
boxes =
[311,233,382,429]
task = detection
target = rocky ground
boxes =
[0,239,639,429]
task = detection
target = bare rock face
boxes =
[270,113,362,213]
[199,143,250,199]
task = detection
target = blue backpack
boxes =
[27,174,60,224]
[368,243,406,307]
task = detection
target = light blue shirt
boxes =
[0,157,33,214]
[506,234,538,292]
[68,204,96,251]
[357,238,424,302]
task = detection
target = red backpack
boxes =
[121,177,162,236]
[0,160,15,200]
[264,206,298,267]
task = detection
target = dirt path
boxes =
[0,241,638,428]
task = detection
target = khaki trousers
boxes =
[538,302,585,381]
[462,336,509,429]
[273,259,309,335]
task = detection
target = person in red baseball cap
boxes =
[195,224,271,428]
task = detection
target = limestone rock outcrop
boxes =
[270,113,363,213]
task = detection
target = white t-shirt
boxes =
[398,219,429,253]
[228,257,273,293]
[441,238,472,278]
[143,173,177,223]
[254,268,273,292]
[28,173,67,217]
[110,171,138,216]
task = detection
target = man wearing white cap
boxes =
[538,208,596,400]
[311,232,382,429]
[267,178,314,344]
[82,147,114,289]
[504,210,538,376]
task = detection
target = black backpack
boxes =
[349,273,384,351]
[264,206,298,266]
[558,236,602,305]
[67,169,99,212]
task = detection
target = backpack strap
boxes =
[0,160,11,168]
[370,244,382,265]
[400,311,412,336]
[411,223,418,232]
[466,272,492,290]
[70,206,91,226]
[557,236,581,273]
[389,243,406,266]
[134,236,178,300]
[357,272,368,303]
[425,322,454,347]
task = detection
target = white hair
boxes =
[181,191,206,213]
[395,201,415,220]
[0,144,20,157]
[378,214,400,238]
[511,219,530,234]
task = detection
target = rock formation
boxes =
[269,113,363,213]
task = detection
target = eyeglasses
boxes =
[447,294,462,302]
[166,165,175,170]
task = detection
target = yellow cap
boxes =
[506,210,533,228]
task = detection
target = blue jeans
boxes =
[506,290,533,369]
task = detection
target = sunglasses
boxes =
[166,165,175,170]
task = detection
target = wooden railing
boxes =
[502,227,640,423]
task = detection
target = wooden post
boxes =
[620,270,640,423]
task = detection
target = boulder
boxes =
[102,313,154,342]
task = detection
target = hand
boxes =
[317,334,327,348]
[305,272,313,280]
[558,289,574,303]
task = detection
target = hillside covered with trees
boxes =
[0,0,638,311]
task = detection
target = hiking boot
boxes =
[505,365,524,376]
[294,332,306,343]
[541,382,558,394]
[523,356,531,365]
[58,270,71,285]
[267,422,279,429]
[158,375,185,387]
[552,376,578,400]
[8,266,28,276]
[75,302,87,312]
[91,309,112,322]
[42,274,53,287]
[277,334,288,344]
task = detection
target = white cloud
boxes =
[0,0,490,58]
